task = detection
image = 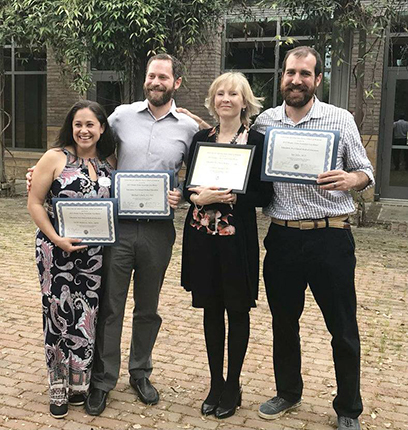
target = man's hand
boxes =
[26,165,35,192]
[317,170,369,192]
[168,189,182,209]
[176,107,211,130]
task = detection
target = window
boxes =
[388,15,408,68]
[89,59,123,117]
[389,15,408,67]
[389,36,408,67]
[223,17,331,110]
[2,44,47,150]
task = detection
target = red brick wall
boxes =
[348,32,385,137]
[175,33,223,127]
[46,51,81,148]
[348,31,385,191]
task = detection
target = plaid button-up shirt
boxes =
[252,97,375,220]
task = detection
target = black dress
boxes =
[181,126,273,311]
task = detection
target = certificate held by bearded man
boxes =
[261,127,340,184]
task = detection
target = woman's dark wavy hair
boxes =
[53,100,116,159]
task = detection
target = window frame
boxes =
[222,16,327,109]
[3,41,47,151]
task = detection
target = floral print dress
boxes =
[35,149,113,406]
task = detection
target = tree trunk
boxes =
[0,48,7,184]
[352,29,367,226]
[354,28,366,132]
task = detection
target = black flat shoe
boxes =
[201,400,218,416]
[85,388,108,416]
[215,388,242,419]
[130,376,159,405]
[50,403,68,419]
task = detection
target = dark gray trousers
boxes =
[91,219,175,391]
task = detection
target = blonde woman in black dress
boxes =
[181,72,272,419]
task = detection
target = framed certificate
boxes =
[112,170,174,219]
[261,127,340,184]
[52,198,118,245]
[186,143,255,194]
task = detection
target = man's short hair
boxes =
[146,54,183,80]
[282,46,323,77]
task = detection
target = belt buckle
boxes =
[299,219,315,230]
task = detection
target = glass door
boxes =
[88,71,123,117]
[380,70,408,199]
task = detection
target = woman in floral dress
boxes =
[27,100,116,419]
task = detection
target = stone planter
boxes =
[0,180,16,197]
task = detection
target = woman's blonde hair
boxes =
[205,72,263,127]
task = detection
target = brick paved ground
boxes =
[0,197,407,430]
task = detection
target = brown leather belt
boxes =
[271,215,350,230]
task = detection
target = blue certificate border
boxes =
[112,170,174,219]
[52,198,118,246]
[261,127,340,184]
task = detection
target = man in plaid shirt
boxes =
[253,46,374,430]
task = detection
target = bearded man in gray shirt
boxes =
[86,54,198,416]
[253,46,373,430]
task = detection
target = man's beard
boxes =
[144,84,175,107]
[281,82,316,108]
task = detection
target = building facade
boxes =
[2,8,408,200]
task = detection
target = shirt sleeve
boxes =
[235,130,273,208]
[252,113,268,135]
[176,122,199,195]
[343,114,375,191]
[183,122,199,166]
[108,109,120,141]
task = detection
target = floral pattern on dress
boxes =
[190,206,236,235]
[36,149,113,406]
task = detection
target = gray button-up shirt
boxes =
[109,100,198,187]
[253,98,375,220]
[393,119,408,140]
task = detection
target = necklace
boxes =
[215,124,240,144]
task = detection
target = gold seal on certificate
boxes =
[186,142,255,194]
[261,128,340,184]
[52,198,118,245]
[112,170,174,219]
